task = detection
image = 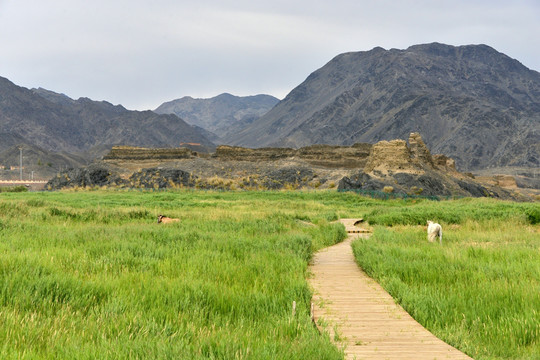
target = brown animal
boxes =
[157,215,179,224]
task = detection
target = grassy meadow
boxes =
[0,190,354,359]
[0,189,538,359]
[353,198,540,359]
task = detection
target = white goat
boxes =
[427,220,442,244]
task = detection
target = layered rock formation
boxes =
[339,132,515,198]
[363,140,417,175]
[213,146,296,161]
[362,132,440,175]
[214,143,372,168]
[103,146,196,161]
[47,133,531,200]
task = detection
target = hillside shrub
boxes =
[525,206,540,224]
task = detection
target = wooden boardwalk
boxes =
[309,219,473,360]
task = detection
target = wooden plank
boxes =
[309,219,473,360]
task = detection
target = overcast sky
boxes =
[1,0,539,110]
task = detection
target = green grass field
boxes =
[0,190,538,359]
[0,190,352,359]
[353,199,540,360]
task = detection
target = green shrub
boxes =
[525,206,540,224]
[0,185,28,193]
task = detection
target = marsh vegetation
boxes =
[0,190,538,359]
[353,199,540,359]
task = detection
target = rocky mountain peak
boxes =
[154,93,279,142]
[227,43,540,171]
[0,78,216,163]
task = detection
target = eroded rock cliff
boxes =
[339,132,517,199]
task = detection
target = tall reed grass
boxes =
[352,212,540,359]
[1,190,537,359]
[0,190,349,359]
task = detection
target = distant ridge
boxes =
[154,93,279,142]
[228,43,540,170]
[0,76,215,155]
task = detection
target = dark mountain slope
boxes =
[0,132,28,152]
[0,144,87,180]
[228,43,540,170]
[154,93,279,142]
[0,77,215,156]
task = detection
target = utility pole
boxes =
[19,147,23,181]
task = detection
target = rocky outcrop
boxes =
[214,143,372,169]
[46,164,319,191]
[261,167,315,190]
[339,133,519,199]
[337,172,389,192]
[129,168,196,189]
[432,154,457,172]
[45,133,531,200]
[103,146,196,161]
[363,133,441,175]
[408,132,435,168]
[46,165,126,190]
[363,140,417,175]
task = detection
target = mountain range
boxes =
[154,93,279,142]
[1,42,539,178]
[0,77,215,174]
[227,43,540,170]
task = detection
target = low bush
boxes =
[0,185,28,193]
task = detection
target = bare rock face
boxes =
[432,154,457,172]
[261,167,315,189]
[129,168,196,189]
[214,143,372,169]
[408,132,435,168]
[103,146,196,161]
[46,164,126,190]
[363,140,419,175]
[339,133,525,199]
[228,43,540,171]
[363,133,458,175]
